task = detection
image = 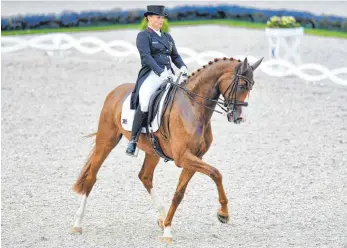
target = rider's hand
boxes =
[159,67,171,81]
[180,66,188,77]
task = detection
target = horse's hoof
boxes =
[161,237,173,244]
[157,219,165,230]
[217,213,229,224]
[71,227,82,234]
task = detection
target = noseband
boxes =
[222,73,254,112]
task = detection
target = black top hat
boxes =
[144,5,168,17]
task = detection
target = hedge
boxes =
[2,5,347,32]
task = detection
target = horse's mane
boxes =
[180,57,241,87]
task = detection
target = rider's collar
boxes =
[148,26,161,37]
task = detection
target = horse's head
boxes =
[219,57,263,124]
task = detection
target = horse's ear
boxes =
[240,57,248,74]
[251,57,264,71]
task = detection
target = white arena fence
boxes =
[2,33,347,86]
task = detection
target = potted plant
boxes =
[265,16,303,36]
[265,16,304,65]
[267,16,301,28]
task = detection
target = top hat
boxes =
[144,5,168,17]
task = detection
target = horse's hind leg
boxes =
[138,153,166,228]
[161,168,195,243]
[72,121,122,234]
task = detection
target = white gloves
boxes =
[159,67,171,81]
[159,66,187,82]
[180,66,188,77]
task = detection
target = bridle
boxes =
[168,68,254,117]
[222,73,254,122]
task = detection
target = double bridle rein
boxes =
[169,69,254,117]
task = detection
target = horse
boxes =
[71,56,263,243]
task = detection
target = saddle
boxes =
[121,75,182,162]
[146,79,175,162]
[147,80,172,124]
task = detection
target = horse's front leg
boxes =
[182,152,229,223]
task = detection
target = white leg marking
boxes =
[161,225,173,243]
[162,225,173,239]
[150,188,166,218]
[73,195,87,228]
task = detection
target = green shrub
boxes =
[342,21,347,32]
[140,17,170,33]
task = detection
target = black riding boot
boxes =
[126,107,148,156]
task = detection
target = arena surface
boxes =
[2,26,347,247]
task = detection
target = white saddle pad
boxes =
[121,83,172,133]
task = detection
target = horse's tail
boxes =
[82,132,97,139]
[72,132,97,195]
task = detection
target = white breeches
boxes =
[139,68,174,112]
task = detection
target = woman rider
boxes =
[126,5,188,156]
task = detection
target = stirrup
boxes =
[126,147,139,157]
[125,142,139,157]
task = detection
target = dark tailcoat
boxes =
[130,27,186,109]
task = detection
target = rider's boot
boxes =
[126,107,148,157]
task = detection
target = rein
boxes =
[158,69,254,141]
[171,81,228,115]
[168,71,253,116]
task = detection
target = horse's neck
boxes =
[184,64,225,119]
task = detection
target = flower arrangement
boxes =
[140,17,170,33]
[266,16,301,28]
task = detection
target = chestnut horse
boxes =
[72,57,263,243]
